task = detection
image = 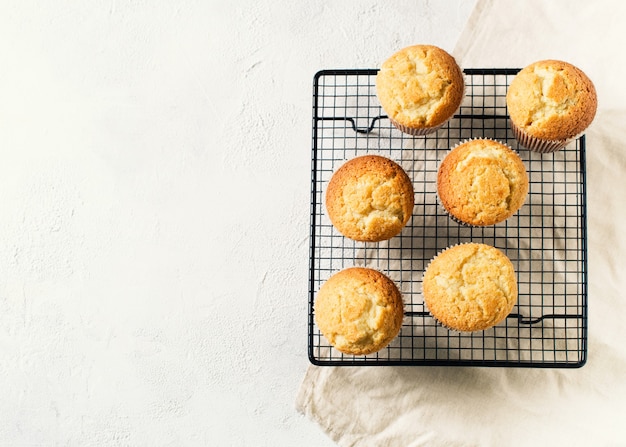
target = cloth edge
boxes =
[295,366,344,446]
[294,364,315,414]
[452,0,494,64]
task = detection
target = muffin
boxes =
[422,243,517,332]
[506,60,597,152]
[437,139,528,226]
[314,267,404,355]
[376,44,465,135]
[326,155,414,242]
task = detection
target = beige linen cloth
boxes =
[297,1,626,445]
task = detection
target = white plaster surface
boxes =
[0,2,475,445]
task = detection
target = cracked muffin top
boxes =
[437,139,528,226]
[422,243,517,332]
[376,44,465,132]
[506,60,597,141]
[326,155,414,242]
[315,267,404,355]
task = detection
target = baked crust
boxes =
[314,267,404,355]
[506,60,597,141]
[376,45,465,129]
[437,139,528,226]
[422,243,517,332]
[326,155,414,242]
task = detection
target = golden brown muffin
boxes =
[314,267,404,355]
[376,44,465,135]
[438,139,528,226]
[422,243,517,332]
[506,60,597,152]
[326,155,414,242]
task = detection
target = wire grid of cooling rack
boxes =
[308,69,588,367]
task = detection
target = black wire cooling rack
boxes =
[308,69,588,367]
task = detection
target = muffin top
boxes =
[326,155,414,242]
[376,45,465,129]
[438,139,528,226]
[422,243,517,332]
[506,60,597,141]
[315,267,404,355]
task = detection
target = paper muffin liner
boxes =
[509,119,581,153]
[388,73,468,137]
[435,137,523,227]
[389,118,444,136]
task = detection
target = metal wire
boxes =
[308,69,588,367]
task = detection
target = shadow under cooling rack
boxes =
[308,68,588,368]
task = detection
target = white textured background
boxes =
[0,2,475,445]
